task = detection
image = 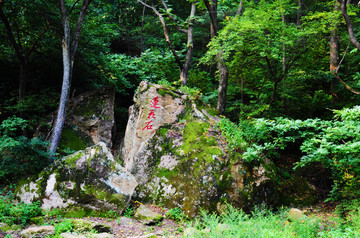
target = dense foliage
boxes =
[219,105,360,203]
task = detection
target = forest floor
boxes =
[0,201,340,238]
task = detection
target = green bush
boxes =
[218,105,360,202]
[0,116,50,184]
[0,189,43,227]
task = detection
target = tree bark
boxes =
[49,0,92,159]
[180,2,196,86]
[204,0,230,114]
[296,0,303,26]
[140,1,146,53]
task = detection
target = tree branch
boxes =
[71,0,92,61]
[332,40,360,95]
[0,3,23,61]
[136,0,183,70]
[160,0,188,34]
[339,0,360,50]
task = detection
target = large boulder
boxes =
[15,143,137,214]
[119,81,318,215]
[118,81,275,216]
[36,88,115,151]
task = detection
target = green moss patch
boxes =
[59,128,91,151]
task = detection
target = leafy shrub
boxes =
[218,105,360,202]
[0,116,50,184]
[0,189,43,227]
[54,219,74,234]
[166,207,186,222]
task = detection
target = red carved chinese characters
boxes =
[142,97,160,130]
[142,121,153,130]
[147,110,156,119]
[150,96,160,108]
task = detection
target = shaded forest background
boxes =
[1,0,360,206]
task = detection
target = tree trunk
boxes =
[140,1,146,53]
[296,0,303,26]
[180,2,196,86]
[49,40,72,158]
[204,0,230,114]
[216,58,229,113]
[49,0,91,159]
[19,61,27,101]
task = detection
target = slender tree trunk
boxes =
[180,2,196,86]
[204,0,230,114]
[49,0,91,159]
[296,0,302,26]
[19,61,27,101]
[216,58,229,113]
[330,2,340,95]
[140,1,146,53]
[49,3,72,158]
[49,41,72,157]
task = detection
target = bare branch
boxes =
[70,0,81,14]
[160,0,188,34]
[71,0,92,61]
[136,0,183,69]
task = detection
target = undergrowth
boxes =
[185,204,360,238]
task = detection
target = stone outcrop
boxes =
[36,88,115,151]
[16,143,137,214]
[118,81,318,216]
[118,81,273,216]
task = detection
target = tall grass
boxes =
[184,204,360,238]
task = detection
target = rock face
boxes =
[36,88,115,151]
[16,143,137,214]
[118,81,271,216]
[119,81,318,216]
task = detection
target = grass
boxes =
[183,204,360,238]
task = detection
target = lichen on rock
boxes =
[16,143,137,214]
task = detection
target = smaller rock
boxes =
[60,232,114,238]
[60,233,86,238]
[92,233,115,238]
[71,219,112,233]
[20,226,55,238]
[288,208,304,222]
[134,205,163,225]
[0,223,11,232]
[127,234,157,238]
[117,217,136,226]
[183,227,198,237]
